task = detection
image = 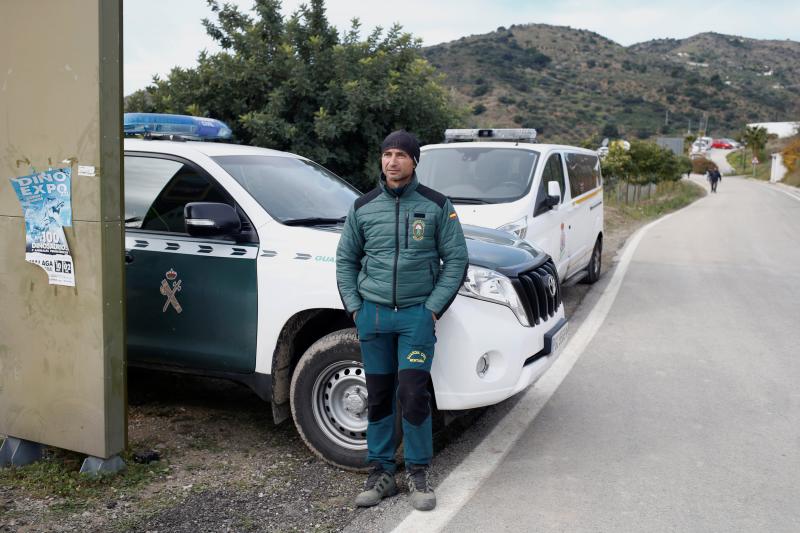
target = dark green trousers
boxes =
[355,300,436,472]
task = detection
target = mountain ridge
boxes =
[422,24,800,143]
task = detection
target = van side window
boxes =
[128,156,235,234]
[533,153,565,217]
[566,153,601,198]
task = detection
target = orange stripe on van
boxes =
[572,187,602,205]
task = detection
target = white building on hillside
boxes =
[746,121,799,138]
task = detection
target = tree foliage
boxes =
[125,0,462,190]
[741,125,768,161]
[781,136,800,172]
[601,141,690,186]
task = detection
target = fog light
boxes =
[476,353,490,378]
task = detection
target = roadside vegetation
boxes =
[0,442,173,530]
[601,140,691,195]
[726,150,771,180]
[725,129,800,185]
[606,180,704,224]
[598,139,703,231]
[778,135,800,186]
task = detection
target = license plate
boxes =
[544,320,568,356]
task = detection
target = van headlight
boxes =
[458,265,529,326]
[497,216,528,239]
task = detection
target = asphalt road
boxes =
[708,148,736,175]
[398,176,800,532]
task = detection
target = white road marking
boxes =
[771,185,800,203]
[391,207,691,533]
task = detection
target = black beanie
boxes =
[380,130,420,166]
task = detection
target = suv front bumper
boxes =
[431,296,567,411]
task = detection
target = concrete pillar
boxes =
[0,1,125,460]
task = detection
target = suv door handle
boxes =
[125,252,134,264]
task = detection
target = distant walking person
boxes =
[708,167,721,193]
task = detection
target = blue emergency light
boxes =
[123,113,233,140]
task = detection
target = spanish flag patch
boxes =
[449,212,457,220]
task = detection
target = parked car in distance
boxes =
[710,139,734,149]
[722,138,742,149]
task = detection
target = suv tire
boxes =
[583,236,602,284]
[291,328,403,471]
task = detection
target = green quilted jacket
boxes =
[336,172,468,317]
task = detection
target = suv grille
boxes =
[511,260,562,326]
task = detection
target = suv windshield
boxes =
[416,147,539,203]
[213,155,359,224]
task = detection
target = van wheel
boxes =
[583,237,602,284]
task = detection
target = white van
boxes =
[417,129,604,284]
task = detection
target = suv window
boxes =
[533,153,566,217]
[565,152,601,198]
[212,155,359,223]
[125,155,235,233]
[124,156,182,227]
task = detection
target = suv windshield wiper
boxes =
[281,216,347,226]
[447,196,492,205]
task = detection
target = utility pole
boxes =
[665,109,670,126]
[687,119,692,135]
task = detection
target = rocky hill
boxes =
[422,24,800,144]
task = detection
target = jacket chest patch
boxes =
[412,219,426,241]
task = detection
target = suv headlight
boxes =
[497,216,528,239]
[458,265,529,326]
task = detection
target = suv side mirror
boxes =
[184,202,241,238]
[545,181,561,208]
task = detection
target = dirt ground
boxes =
[0,185,702,533]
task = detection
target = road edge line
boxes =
[391,208,685,533]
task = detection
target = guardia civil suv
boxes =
[123,114,567,470]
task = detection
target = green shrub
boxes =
[472,84,490,97]
[691,157,716,174]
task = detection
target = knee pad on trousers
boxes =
[365,373,395,422]
[398,369,431,426]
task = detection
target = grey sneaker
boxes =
[406,465,436,511]
[355,466,397,507]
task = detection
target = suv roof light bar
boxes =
[123,113,233,141]
[444,128,537,144]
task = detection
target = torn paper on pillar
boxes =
[9,168,75,286]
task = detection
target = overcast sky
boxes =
[124,0,800,95]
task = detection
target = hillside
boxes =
[422,25,800,144]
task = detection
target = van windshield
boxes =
[416,147,539,204]
[213,155,359,224]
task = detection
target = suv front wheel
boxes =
[290,329,370,471]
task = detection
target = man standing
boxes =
[336,130,468,511]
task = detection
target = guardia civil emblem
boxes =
[412,219,426,241]
[160,268,183,314]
